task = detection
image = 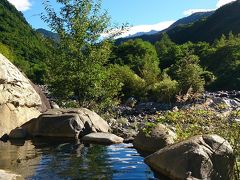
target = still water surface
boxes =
[0,139,156,179]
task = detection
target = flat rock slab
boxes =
[81,133,124,145]
[0,169,23,180]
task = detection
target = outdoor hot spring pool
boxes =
[0,139,157,179]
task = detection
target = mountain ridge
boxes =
[115,11,214,44]
[116,1,240,44]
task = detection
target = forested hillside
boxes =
[167,0,240,43]
[110,32,240,104]
[36,28,59,41]
[116,11,214,44]
[0,0,50,83]
[118,0,240,44]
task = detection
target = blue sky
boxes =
[7,0,236,36]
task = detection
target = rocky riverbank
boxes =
[105,93,240,179]
[107,91,240,140]
[0,53,239,179]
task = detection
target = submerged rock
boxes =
[9,128,27,139]
[15,108,110,138]
[145,134,235,180]
[133,123,176,154]
[81,133,124,145]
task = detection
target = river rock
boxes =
[18,108,110,138]
[81,133,124,145]
[211,97,240,109]
[145,134,235,180]
[0,169,23,180]
[9,127,27,139]
[125,97,137,108]
[133,123,176,154]
[0,54,43,138]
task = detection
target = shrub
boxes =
[150,75,179,103]
[173,54,205,94]
[111,65,146,100]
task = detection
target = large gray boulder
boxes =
[15,108,110,138]
[0,169,23,180]
[0,54,43,138]
[81,133,124,145]
[145,134,235,180]
[133,123,176,154]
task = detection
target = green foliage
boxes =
[143,122,157,137]
[111,32,240,101]
[200,70,216,86]
[173,53,205,94]
[150,74,179,103]
[206,36,240,90]
[111,65,146,99]
[0,43,15,61]
[43,0,121,109]
[111,39,160,80]
[155,33,179,70]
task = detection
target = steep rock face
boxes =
[0,54,42,137]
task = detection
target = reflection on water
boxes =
[0,139,156,180]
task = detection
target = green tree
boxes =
[43,0,121,109]
[111,39,160,83]
[150,73,179,103]
[213,34,227,48]
[0,43,14,61]
[155,33,179,70]
[111,65,146,100]
[208,43,240,90]
[173,53,205,94]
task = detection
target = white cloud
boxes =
[119,21,175,38]
[7,0,31,11]
[216,0,236,8]
[183,9,214,16]
[183,0,236,16]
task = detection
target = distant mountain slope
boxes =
[168,11,214,30]
[0,0,49,83]
[166,0,240,43]
[117,1,240,44]
[116,11,214,44]
[37,28,59,41]
[125,30,159,39]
